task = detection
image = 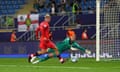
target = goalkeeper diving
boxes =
[30,29,91,64]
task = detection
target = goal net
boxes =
[96,0,120,61]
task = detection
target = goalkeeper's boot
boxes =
[28,54,35,63]
[59,58,65,64]
[32,60,39,64]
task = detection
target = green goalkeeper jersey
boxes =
[48,38,86,53]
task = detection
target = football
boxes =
[70,53,79,63]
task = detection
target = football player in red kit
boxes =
[28,14,64,63]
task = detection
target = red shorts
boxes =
[39,40,56,50]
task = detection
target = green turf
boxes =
[0,58,120,72]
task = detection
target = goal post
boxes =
[96,0,120,61]
[96,0,100,61]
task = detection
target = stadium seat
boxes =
[45,0,50,5]
[31,0,97,14]
[0,0,26,15]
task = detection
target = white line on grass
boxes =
[0,65,90,69]
[0,65,120,69]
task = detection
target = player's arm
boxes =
[72,42,91,54]
[35,27,40,40]
[71,42,91,54]
[62,38,71,45]
[71,42,86,52]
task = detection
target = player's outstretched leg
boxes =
[52,47,64,63]
[31,53,65,64]
[32,55,50,64]
[47,40,65,63]
[28,49,47,63]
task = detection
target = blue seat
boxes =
[55,0,60,5]
[13,1,18,5]
[41,8,47,13]
[7,1,12,5]
[65,4,72,12]
[0,0,27,15]
[0,1,2,4]
[45,0,49,5]
[1,10,8,15]
[1,1,5,5]
[17,0,26,5]
[13,5,20,9]
[0,11,2,15]
[7,5,13,9]
[0,6,6,10]
[8,9,15,14]
[91,0,96,8]
[46,7,50,13]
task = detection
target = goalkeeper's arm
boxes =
[71,42,91,54]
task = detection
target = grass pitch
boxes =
[0,58,120,72]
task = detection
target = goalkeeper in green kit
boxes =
[30,29,91,64]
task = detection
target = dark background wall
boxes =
[0,14,96,42]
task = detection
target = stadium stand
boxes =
[0,0,96,15]
[0,0,98,42]
[0,0,27,15]
[32,0,96,14]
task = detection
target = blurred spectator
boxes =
[72,0,79,24]
[77,0,82,3]
[87,7,94,14]
[81,0,88,11]
[37,0,45,8]
[33,0,40,11]
[31,9,38,14]
[61,0,66,9]
[50,3,57,15]
[10,30,16,42]
[60,7,66,15]
[5,16,14,26]
[65,2,70,12]
[83,0,87,4]
[79,7,82,14]
[50,0,56,4]
[32,0,96,15]
[0,16,6,26]
[61,0,66,5]
[72,0,79,14]
[81,29,88,40]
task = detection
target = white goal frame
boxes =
[96,0,100,61]
[96,0,120,61]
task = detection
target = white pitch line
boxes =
[0,65,90,69]
[0,65,120,69]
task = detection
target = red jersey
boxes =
[36,21,56,49]
[10,33,16,42]
[36,21,50,40]
[81,32,88,40]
